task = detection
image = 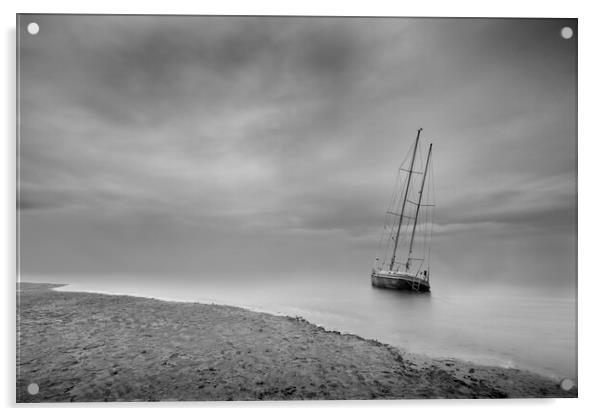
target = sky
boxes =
[18,16,577,293]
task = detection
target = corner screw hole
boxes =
[27,382,39,395]
[560,378,575,391]
[27,22,40,35]
[560,26,573,39]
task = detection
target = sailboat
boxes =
[371,128,434,292]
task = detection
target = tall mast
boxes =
[406,142,432,271]
[389,128,422,271]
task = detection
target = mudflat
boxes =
[16,282,576,402]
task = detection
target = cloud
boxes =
[18,187,71,211]
[18,16,576,287]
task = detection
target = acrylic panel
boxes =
[16,14,577,402]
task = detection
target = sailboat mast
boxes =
[406,142,432,271]
[389,128,422,271]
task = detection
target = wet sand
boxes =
[16,282,576,402]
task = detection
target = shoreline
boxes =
[17,282,577,401]
[48,281,572,381]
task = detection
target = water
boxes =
[23,273,577,381]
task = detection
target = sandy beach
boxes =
[16,282,576,402]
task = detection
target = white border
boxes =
[3,1,601,415]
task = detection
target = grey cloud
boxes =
[18,16,576,287]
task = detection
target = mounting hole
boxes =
[560,378,575,391]
[27,382,39,395]
[560,26,573,39]
[27,22,40,35]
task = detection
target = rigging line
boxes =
[381,168,407,257]
[384,175,398,214]
[415,145,432,268]
[388,170,408,218]
[427,151,435,266]
[397,139,414,171]
[380,212,395,252]
[393,173,409,216]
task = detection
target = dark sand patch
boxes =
[16,283,576,402]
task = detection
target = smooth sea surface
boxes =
[24,273,577,381]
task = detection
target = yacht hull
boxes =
[371,271,430,292]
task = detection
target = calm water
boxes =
[24,273,577,381]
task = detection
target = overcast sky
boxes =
[18,16,577,292]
